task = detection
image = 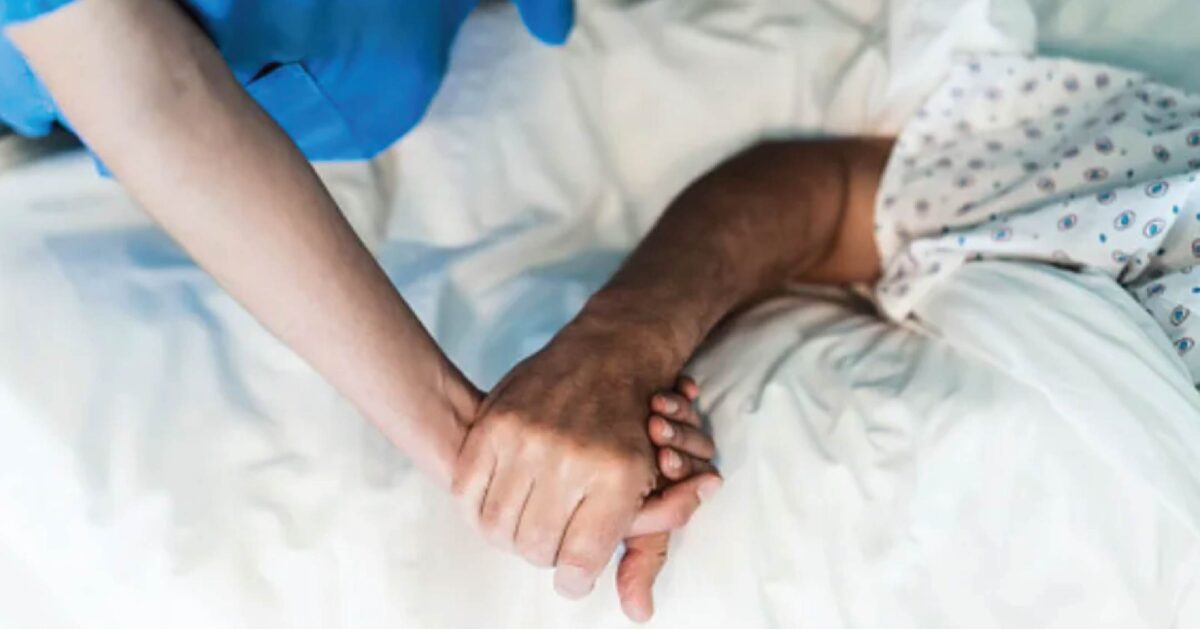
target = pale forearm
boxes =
[9,0,472,483]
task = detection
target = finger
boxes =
[651,392,701,427]
[477,463,534,551]
[450,430,497,530]
[648,416,716,460]
[676,375,700,401]
[628,473,722,537]
[554,492,635,599]
[616,532,670,623]
[514,477,583,568]
[658,447,718,482]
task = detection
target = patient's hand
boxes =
[452,319,680,598]
[620,376,721,622]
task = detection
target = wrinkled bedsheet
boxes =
[2,0,1199,627]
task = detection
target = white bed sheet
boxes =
[2,0,1199,627]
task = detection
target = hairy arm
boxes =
[7,0,477,484]
[582,137,889,380]
[454,136,890,606]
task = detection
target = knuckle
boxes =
[451,469,487,501]
[596,455,642,487]
[558,549,602,572]
[482,524,514,548]
[560,441,616,473]
[559,537,609,568]
[523,550,556,569]
[606,444,650,469]
[478,502,508,532]
[587,444,622,466]
[486,410,524,436]
[516,429,556,461]
[615,566,647,602]
[516,530,558,567]
[616,570,637,597]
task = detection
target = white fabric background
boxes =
[1,0,1198,627]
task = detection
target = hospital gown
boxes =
[874,55,1200,385]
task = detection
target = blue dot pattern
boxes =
[874,55,1200,383]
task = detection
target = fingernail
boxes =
[555,565,594,599]
[666,450,682,470]
[697,477,723,502]
[659,421,675,440]
[628,601,653,623]
[661,397,679,414]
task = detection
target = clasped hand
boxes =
[451,328,721,622]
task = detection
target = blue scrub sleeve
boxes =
[1,0,76,24]
[512,0,574,45]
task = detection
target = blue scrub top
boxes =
[0,0,573,160]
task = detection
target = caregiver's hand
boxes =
[453,317,680,598]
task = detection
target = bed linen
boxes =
[1,0,1198,627]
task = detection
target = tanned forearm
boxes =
[569,138,891,382]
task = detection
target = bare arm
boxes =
[7,0,476,484]
[454,137,890,602]
[581,136,889,378]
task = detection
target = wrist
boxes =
[363,359,480,488]
[564,296,692,390]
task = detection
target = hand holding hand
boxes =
[452,324,662,598]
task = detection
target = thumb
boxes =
[617,532,670,623]
[628,473,722,537]
[512,0,574,45]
